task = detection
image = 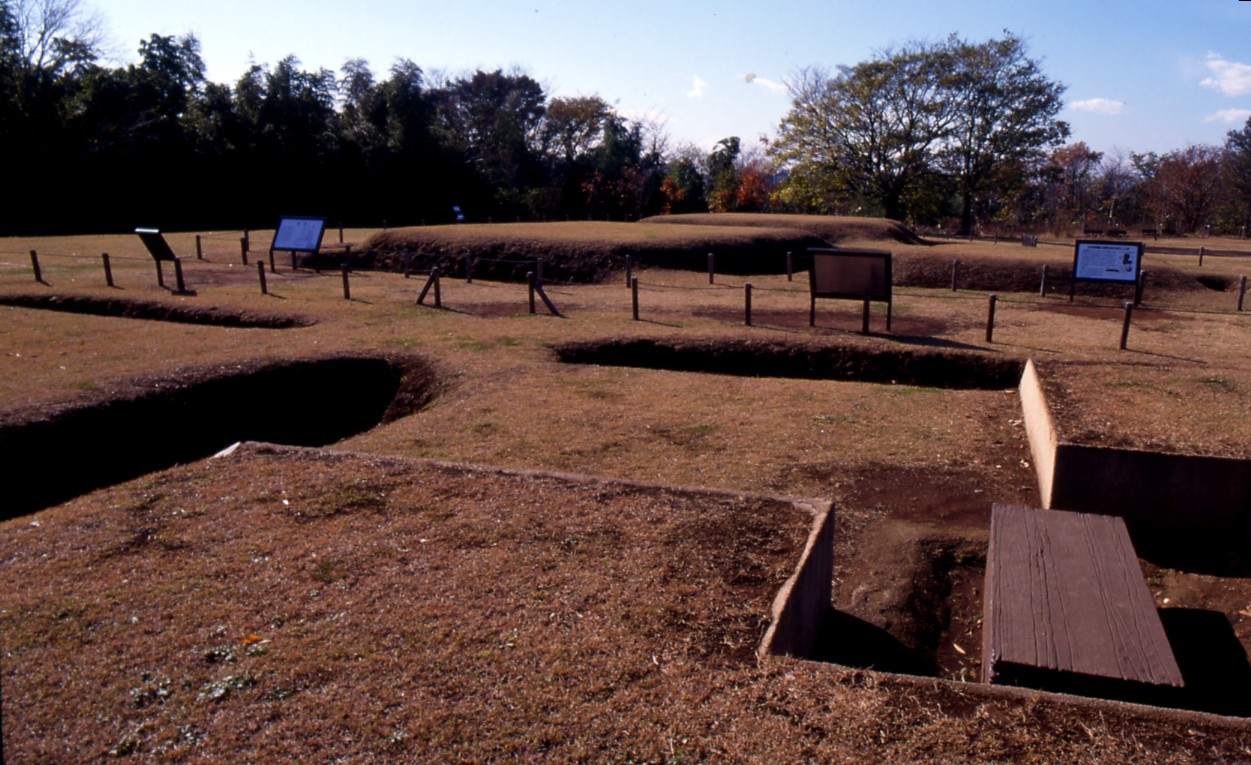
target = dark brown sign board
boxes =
[272,216,327,253]
[1070,239,1144,302]
[808,247,892,331]
[135,228,177,262]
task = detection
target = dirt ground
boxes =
[2,219,1251,762]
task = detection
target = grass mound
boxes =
[639,213,930,246]
[360,221,828,282]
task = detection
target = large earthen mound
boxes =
[360,220,827,282]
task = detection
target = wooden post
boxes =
[1238,275,1247,312]
[951,260,959,291]
[339,222,344,244]
[173,258,187,294]
[466,255,473,284]
[1135,271,1146,306]
[243,229,250,253]
[268,248,276,274]
[861,291,871,334]
[625,254,632,288]
[29,250,43,284]
[195,235,203,260]
[341,265,351,300]
[1120,301,1133,350]
[536,257,544,282]
[528,271,536,314]
[632,277,639,321]
[1039,264,1048,297]
[708,252,714,285]
[290,251,298,270]
[745,283,753,326]
[155,260,165,288]
[240,237,249,265]
[258,261,268,295]
[418,266,442,306]
[101,253,113,287]
[786,251,793,281]
[1199,247,1205,267]
[986,294,998,343]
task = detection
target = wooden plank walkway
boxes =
[982,503,1183,689]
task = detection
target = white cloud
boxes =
[743,74,788,94]
[687,75,708,99]
[1205,108,1251,124]
[1201,53,1251,97]
[1069,98,1126,116]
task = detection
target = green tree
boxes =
[706,136,740,212]
[773,41,959,221]
[1221,117,1251,234]
[942,33,1069,233]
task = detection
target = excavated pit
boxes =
[0,354,439,518]
[0,294,315,328]
[555,337,1025,389]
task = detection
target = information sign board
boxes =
[808,247,893,331]
[135,228,177,262]
[272,216,327,253]
[1073,240,1143,284]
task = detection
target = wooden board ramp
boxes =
[983,503,1183,696]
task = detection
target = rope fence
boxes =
[4,242,1248,349]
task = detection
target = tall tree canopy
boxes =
[772,33,1068,228]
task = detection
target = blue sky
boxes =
[96,0,1251,156]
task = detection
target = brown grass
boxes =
[3,217,1251,762]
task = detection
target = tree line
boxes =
[2,0,1248,237]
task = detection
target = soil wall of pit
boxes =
[1020,359,1251,555]
[0,355,439,518]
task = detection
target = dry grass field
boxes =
[2,215,1251,762]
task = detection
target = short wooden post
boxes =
[290,251,298,270]
[173,258,187,294]
[29,250,43,283]
[417,266,442,307]
[243,229,250,253]
[632,277,639,321]
[786,251,793,281]
[195,235,203,260]
[986,294,998,343]
[339,223,345,244]
[466,255,473,284]
[1120,301,1133,350]
[258,261,268,295]
[1199,247,1205,267]
[1039,264,1048,297]
[861,292,871,334]
[745,283,753,327]
[102,253,113,287]
[268,248,276,274]
[1238,275,1247,312]
[1135,271,1146,306]
[708,252,715,285]
[625,254,633,287]
[341,265,351,300]
[155,260,165,288]
[536,257,544,282]
[240,237,249,265]
[528,271,536,314]
[951,260,959,291]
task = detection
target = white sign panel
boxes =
[272,217,327,253]
[1073,240,1142,284]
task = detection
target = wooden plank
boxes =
[984,503,1183,688]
